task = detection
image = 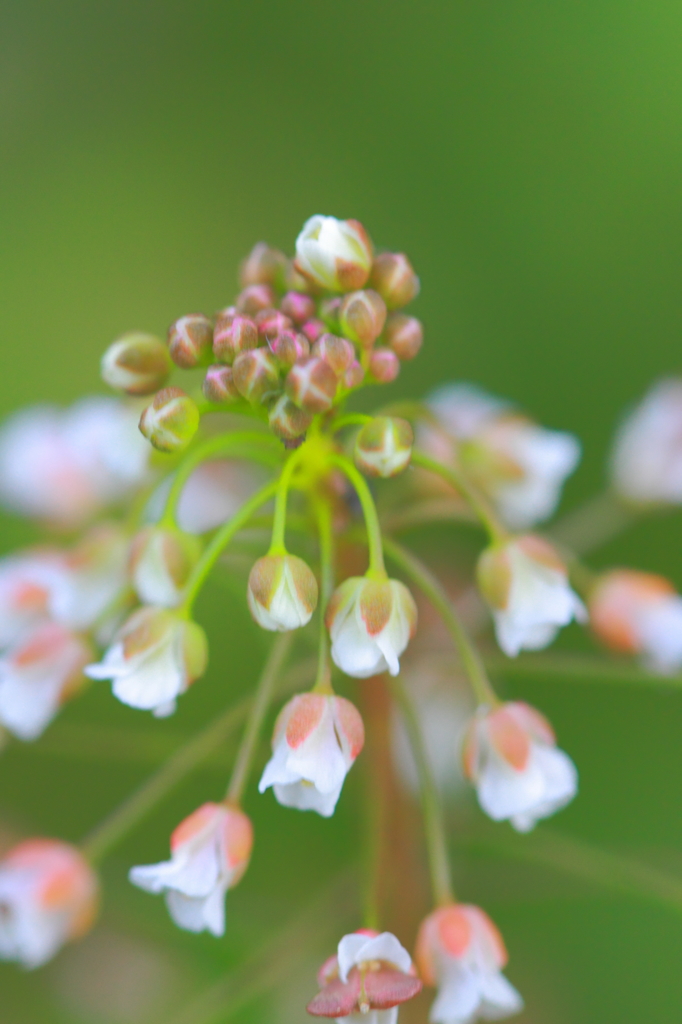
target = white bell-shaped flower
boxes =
[611,378,682,504]
[247,553,318,632]
[295,215,373,292]
[326,576,417,678]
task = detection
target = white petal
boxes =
[430,962,482,1024]
[272,781,342,817]
[478,970,524,1018]
[165,891,210,933]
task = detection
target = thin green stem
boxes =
[269,447,306,555]
[312,496,334,693]
[226,633,293,805]
[333,413,374,432]
[389,672,454,907]
[382,535,499,708]
[331,455,386,578]
[411,448,508,542]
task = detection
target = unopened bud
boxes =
[294,215,373,292]
[232,349,281,404]
[168,314,213,369]
[254,308,293,340]
[284,260,313,293]
[370,253,420,309]
[202,365,240,404]
[311,333,355,377]
[344,360,365,389]
[139,388,200,453]
[236,284,275,316]
[385,313,423,361]
[354,417,413,478]
[129,526,201,607]
[339,290,387,348]
[248,553,318,631]
[369,347,400,383]
[101,332,171,395]
[280,291,316,324]
[301,319,326,344]
[269,330,310,369]
[268,394,313,442]
[239,242,287,289]
[319,297,342,331]
[212,314,258,364]
[285,357,337,413]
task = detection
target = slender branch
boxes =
[333,413,373,432]
[331,455,386,578]
[312,496,334,693]
[269,447,305,555]
[411,448,508,542]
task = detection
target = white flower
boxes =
[0,622,91,740]
[326,576,417,678]
[611,378,682,504]
[259,693,364,816]
[0,839,98,968]
[43,523,130,631]
[0,551,57,649]
[247,553,318,632]
[463,702,577,831]
[477,536,585,657]
[295,215,373,292]
[129,802,252,936]
[129,527,200,608]
[416,904,523,1024]
[85,607,207,718]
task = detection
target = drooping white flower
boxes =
[462,701,577,831]
[0,550,58,649]
[85,607,207,718]
[259,693,364,816]
[295,215,373,293]
[0,839,98,968]
[326,576,417,678]
[477,536,585,657]
[247,553,318,632]
[129,802,252,937]
[44,523,130,631]
[416,904,523,1024]
[611,378,682,504]
[129,527,200,608]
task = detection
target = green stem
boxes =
[331,455,386,578]
[269,447,306,555]
[312,496,334,693]
[389,672,454,907]
[181,478,279,615]
[333,413,374,432]
[382,536,499,708]
[226,633,293,805]
[411,448,508,542]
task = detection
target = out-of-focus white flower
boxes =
[589,569,682,673]
[0,622,92,740]
[462,702,577,831]
[44,524,130,631]
[477,536,585,657]
[259,693,364,816]
[611,379,682,504]
[307,929,422,1024]
[0,839,98,968]
[147,459,271,536]
[85,607,207,718]
[294,215,373,292]
[416,904,523,1024]
[326,576,417,678]
[0,550,59,649]
[247,554,318,632]
[129,527,200,608]
[129,802,252,937]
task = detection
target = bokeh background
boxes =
[2,1,682,1021]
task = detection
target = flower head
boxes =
[129,802,252,937]
[416,904,522,1024]
[139,388,200,454]
[354,417,413,478]
[611,379,682,504]
[100,332,171,395]
[0,839,98,968]
[259,693,364,816]
[247,553,318,631]
[589,569,682,672]
[295,215,373,292]
[462,702,577,831]
[326,577,417,678]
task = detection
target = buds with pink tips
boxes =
[100,332,171,395]
[236,283,275,315]
[247,553,318,631]
[416,904,522,1024]
[385,313,424,361]
[259,693,364,816]
[477,536,585,657]
[239,241,287,288]
[212,313,258,364]
[280,291,316,324]
[370,253,420,310]
[202,364,240,404]
[268,394,313,443]
[129,802,253,937]
[85,607,208,717]
[344,360,365,389]
[295,215,373,292]
[462,701,577,832]
[311,333,355,377]
[139,387,200,453]
[285,356,337,413]
[302,318,327,344]
[232,349,281,404]
[339,289,387,348]
[326,576,417,678]
[255,308,293,340]
[369,347,400,384]
[354,417,413,478]
[268,329,310,369]
[167,313,214,368]
[129,526,200,608]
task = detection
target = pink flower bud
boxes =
[0,839,98,967]
[100,332,171,396]
[280,291,316,324]
[268,394,313,443]
[354,417,413,478]
[369,347,400,384]
[139,388,200,453]
[301,318,327,344]
[343,360,365,389]
[385,313,424,361]
[462,701,577,831]
[236,283,275,315]
[295,215,373,292]
[326,576,417,678]
[212,313,258,364]
[129,526,201,608]
[239,242,287,288]
[311,333,355,377]
[202,364,240,403]
[247,553,318,631]
[589,569,682,672]
[167,314,214,369]
[130,802,252,936]
[232,349,281,404]
[416,905,522,1022]
[370,252,420,309]
[255,308,294,340]
[285,357,337,413]
[339,289,387,348]
[259,693,364,816]
[269,330,310,369]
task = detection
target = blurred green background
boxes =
[2,1,682,1021]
